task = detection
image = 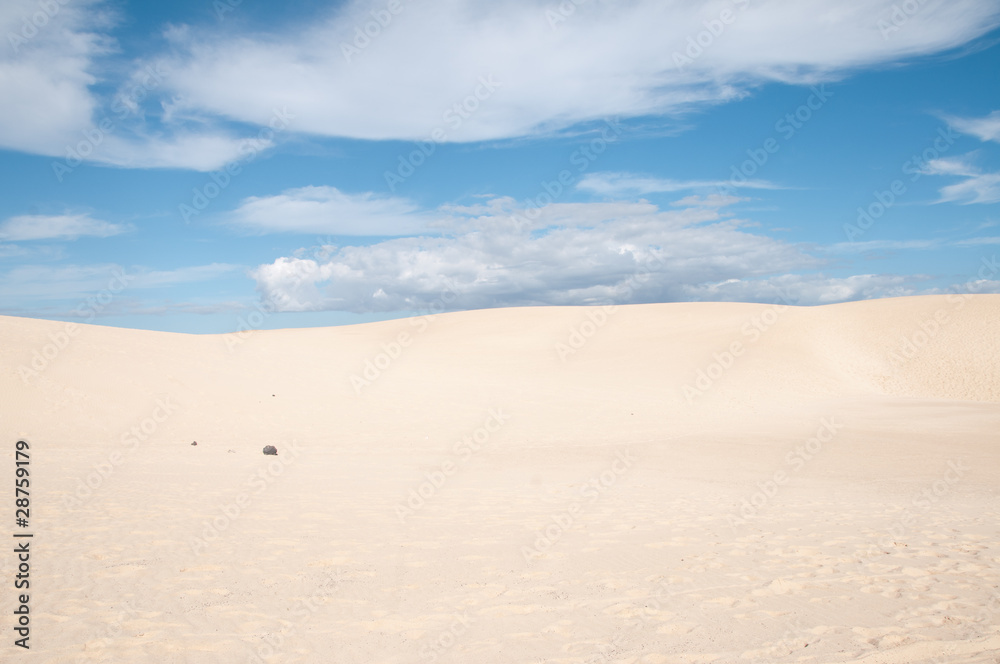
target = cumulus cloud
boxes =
[150,0,1000,143]
[0,214,129,241]
[249,196,836,313]
[228,186,430,236]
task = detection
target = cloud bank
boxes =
[250,195,840,312]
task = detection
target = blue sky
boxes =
[1,0,999,333]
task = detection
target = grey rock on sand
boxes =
[262,445,278,455]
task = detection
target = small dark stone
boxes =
[262,445,278,455]
[191,441,198,446]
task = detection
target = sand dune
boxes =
[1,295,999,662]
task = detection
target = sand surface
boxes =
[1,295,999,663]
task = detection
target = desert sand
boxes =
[1,294,999,663]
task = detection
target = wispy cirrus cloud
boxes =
[923,155,1000,205]
[925,111,1000,205]
[578,171,784,197]
[0,214,130,241]
[946,110,1000,143]
[4,0,1000,169]
[0,263,241,302]
[147,0,1000,144]
[228,186,429,236]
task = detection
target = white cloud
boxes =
[938,173,1000,205]
[89,133,271,171]
[0,1,276,170]
[4,1,999,168]
[924,279,1000,295]
[947,110,1000,143]
[578,171,783,197]
[151,0,1000,143]
[229,186,429,236]
[955,236,1000,246]
[923,156,1000,205]
[670,194,747,208]
[250,196,832,313]
[0,0,105,154]
[0,214,129,241]
[824,238,941,253]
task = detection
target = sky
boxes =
[1,0,999,334]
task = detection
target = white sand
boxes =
[1,294,999,663]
